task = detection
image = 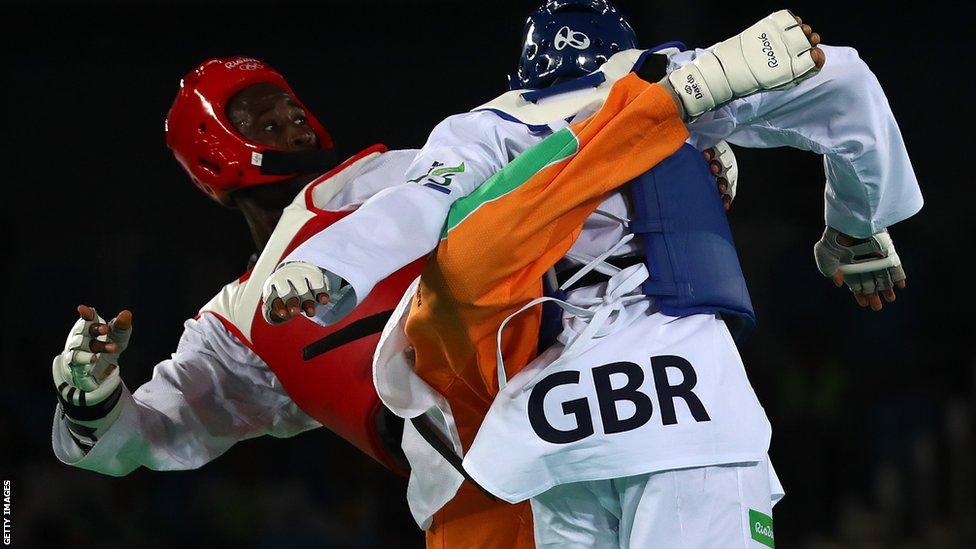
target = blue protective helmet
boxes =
[510,0,638,90]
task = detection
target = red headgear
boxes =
[165,57,334,204]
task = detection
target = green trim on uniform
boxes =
[749,509,775,548]
[431,162,466,177]
[440,128,580,239]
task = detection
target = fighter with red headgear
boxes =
[49,56,425,476]
[166,56,335,204]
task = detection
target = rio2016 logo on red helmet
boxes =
[165,57,334,204]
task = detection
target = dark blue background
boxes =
[3,1,970,547]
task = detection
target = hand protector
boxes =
[667,10,820,117]
[51,308,129,406]
[262,261,338,324]
[815,227,906,294]
[713,140,738,203]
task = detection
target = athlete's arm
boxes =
[52,307,318,476]
[681,44,922,237]
[678,43,921,309]
[267,112,538,322]
[266,11,823,322]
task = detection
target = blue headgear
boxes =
[510,0,638,90]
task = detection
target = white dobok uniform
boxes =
[283,45,923,546]
[52,148,418,475]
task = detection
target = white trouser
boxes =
[531,457,781,548]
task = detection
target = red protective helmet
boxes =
[165,56,334,204]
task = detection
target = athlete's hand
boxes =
[53,305,131,404]
[703,140,737,211]
[668,11,824,118]
[262,261,332,324]
[794,15,824,67]
[814,227,906,311]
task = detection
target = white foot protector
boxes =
[668,10,820,117]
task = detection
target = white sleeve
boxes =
[315,149,420,211]
[52,314,319,476]
[680,45,923,237]
[282,111,537,306]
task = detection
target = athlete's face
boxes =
[226,83,318,151]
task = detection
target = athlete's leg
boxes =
[615,458,777,549]
[530,479,620,548]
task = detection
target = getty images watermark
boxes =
[2,480,10,546]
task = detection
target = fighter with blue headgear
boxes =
[509,0,757,341]
[264,4,921,545]
[510,0,639,89]
[506,0,912,316]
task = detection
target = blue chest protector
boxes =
[504,42,756,346]
[629,144,756,343]
[538,144,756,350]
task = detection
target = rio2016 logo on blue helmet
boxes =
[510,0,638,90]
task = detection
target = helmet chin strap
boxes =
[254,148,338,176]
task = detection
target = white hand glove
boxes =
[668,10,821,117]
[261,261,334,324]
[814,227,906,295]
[52,307,130,407]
